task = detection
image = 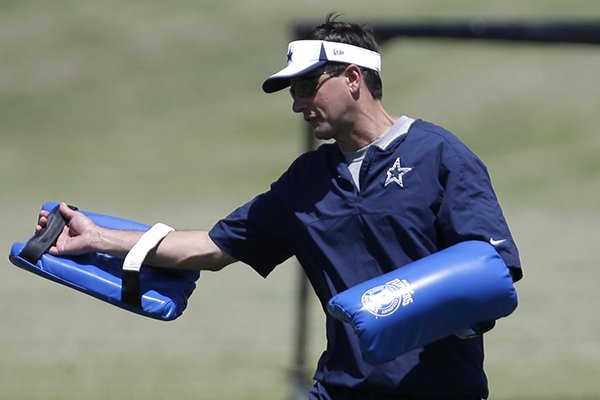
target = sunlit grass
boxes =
[1,1,599,399]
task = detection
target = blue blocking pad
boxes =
[327,241,518,365]
[9,202,199,321]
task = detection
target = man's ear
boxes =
[344,64,363,96]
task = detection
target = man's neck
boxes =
[335,102,398,152]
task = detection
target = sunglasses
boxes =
[289,73,327,98]
[289,66,347,98]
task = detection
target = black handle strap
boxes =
[19,204,78,264]
[121,270,142,309]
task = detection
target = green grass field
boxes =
[1,1,599,399]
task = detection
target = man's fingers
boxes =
[47,245,59,255]
[46,226,68,255]
[36,214,48,232]
[59,202,77,220]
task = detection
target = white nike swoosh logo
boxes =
[489,238,507,246]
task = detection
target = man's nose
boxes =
[291,96,308,114]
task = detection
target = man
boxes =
[39,15,521,400]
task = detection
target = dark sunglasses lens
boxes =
[290,78,319,98]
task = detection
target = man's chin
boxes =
[311,126,334,141]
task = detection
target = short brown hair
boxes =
[303,13,383,100]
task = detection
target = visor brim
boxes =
[262,60,326,93]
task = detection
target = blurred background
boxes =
[1,1,599,399]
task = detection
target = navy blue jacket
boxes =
[210,119,521,398]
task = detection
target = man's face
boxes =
[290,67,352,142]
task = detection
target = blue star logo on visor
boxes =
[287,50,293,63]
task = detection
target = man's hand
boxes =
[36,202,100,256]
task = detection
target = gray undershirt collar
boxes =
[341,116,415,191]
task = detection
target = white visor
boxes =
[262,40,381,93]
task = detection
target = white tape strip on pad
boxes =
[123,223,175,272]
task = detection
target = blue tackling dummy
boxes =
[327,241,518,365]
[8,203,199,321]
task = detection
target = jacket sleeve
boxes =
[209,177,295,278]
[435,139,522,281]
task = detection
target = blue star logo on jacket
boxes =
[384,157,413,188]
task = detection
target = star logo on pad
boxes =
[384,157,413,188]
[287,50,293,63]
